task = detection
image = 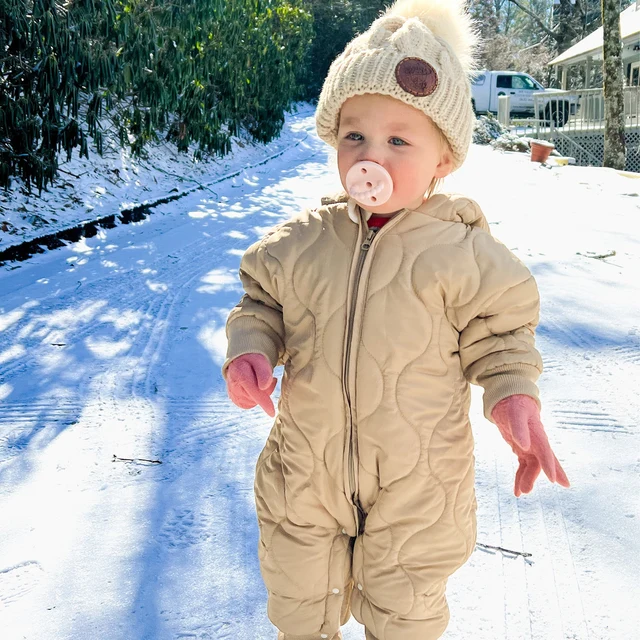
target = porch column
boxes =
[561,65,568,90]
[585,56,592,89]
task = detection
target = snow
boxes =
[0,108,639,640]
[0,105,316,251]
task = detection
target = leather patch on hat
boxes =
[395,57,438,97]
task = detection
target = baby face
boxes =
[337,94,453,215]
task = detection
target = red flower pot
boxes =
[530,140,555,163]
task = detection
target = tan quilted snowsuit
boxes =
[223,192,543,640]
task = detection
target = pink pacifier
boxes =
[345,161,394,208]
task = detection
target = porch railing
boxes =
[495,88,640,170]
[532,87,640,135]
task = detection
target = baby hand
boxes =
[491,394,570,497]
[226,353,277,417]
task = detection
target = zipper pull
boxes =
[361,228,377,251]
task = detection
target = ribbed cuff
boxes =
[221,317,281,380]
[479,363,541,422]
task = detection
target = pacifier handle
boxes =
[345,161,394,208]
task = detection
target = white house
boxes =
[536,2,640,170]
[549,1,640,89]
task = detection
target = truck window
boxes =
[496,75,512,89]
[512,75,538,90]
[472,73,486,86]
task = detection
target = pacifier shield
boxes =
[345,161,394,207]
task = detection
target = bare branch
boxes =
[576,250,617,260]
[507,0,558,40]
[113,454,162,465]
[521,35,551,52]
[476,542,533,558]
[574,0,587,22]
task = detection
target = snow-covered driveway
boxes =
[0,112,638,639]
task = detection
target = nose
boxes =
[346,161,394,207]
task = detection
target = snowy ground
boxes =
[0,105,316,251]
[0,109,638,640]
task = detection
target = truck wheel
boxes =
[471,98,476,115]
[544,103,569,127]
[559,101,569,126]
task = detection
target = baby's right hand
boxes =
[226,353,277,417]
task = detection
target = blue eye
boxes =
[390,137,407,146]
[345,132,363,141]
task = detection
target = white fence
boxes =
[532,87,640,134]
[504,88,640,171]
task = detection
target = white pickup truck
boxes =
[471,70,576,126]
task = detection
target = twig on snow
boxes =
[112,454,162,465]
[58,168,86,179]
[476,542,532,558]
[576,250,616,260]
[152,165,219,197]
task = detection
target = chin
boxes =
[360,196,402,213]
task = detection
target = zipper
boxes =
[342,208,410,536]
[343,226,377,536]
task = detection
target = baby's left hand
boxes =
[491,395,570,497]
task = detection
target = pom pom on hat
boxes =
[315,0,479,170]
[384,0,478,75]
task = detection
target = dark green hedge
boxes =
[300,1,389,102]
[0,0,313,192]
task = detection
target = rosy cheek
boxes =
[337,152,352,173]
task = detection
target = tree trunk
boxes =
[601,0,626,170]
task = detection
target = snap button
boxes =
[321,635,328,639]
[341,528,347,535]
[332,588,340,594]
[357,583,363,590]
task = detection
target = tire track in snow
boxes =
[0,294,167,469]
[0,561,44,611]
[551,402,631,434]
[536,489,591,640]
[541,356,564,375]
[611,334,640,363]
[160,399,268,451]
[174,623,232,639]
[537,320,602,352]
[116,234,240,446]
[0,268,152,381]
[0,402,81,464]
[514,491,587,640]
[470,392,595,639]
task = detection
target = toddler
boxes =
[222,1,570,639]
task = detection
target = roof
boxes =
[550,3,640,66]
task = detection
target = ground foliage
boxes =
[473,114,508,145]
[0,0,313,192]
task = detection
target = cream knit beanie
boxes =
[315,0,478,170]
